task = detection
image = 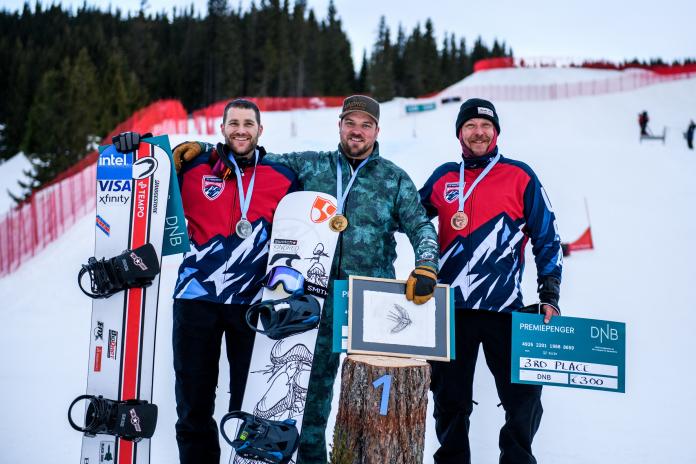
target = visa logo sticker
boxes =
[97,146,133,180]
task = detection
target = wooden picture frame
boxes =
[347,276,451,361]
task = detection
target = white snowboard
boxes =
[228,191,340,464]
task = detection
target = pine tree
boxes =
[368,16,395,101]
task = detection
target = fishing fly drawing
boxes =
[387,303,413,333]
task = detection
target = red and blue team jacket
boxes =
[420,148,562,312]
[174,143,298,305]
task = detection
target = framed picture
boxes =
[347,276,451,361]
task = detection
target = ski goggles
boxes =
[261,266,305,295]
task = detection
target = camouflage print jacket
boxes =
[266,142,439,281]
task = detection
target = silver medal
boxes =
[235,219,253,238]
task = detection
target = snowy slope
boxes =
[1,68,696,463]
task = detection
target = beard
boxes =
[340,137,374,159]
[225,133,258,158]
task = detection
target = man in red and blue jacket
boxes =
[420,98,562,464]
[173,99,297,464]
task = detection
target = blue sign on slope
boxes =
[511,313,625,393]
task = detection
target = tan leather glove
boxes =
[405,266,437,305]
[173,141,205,173]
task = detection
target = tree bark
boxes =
[332,355,431,464]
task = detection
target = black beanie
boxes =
[455,98,501,137]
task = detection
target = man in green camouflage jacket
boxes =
[174,95,439,463]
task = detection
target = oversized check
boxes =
[511,313,625,393]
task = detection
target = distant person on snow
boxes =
[639,110,649,136]
[685,120,695,149]
[419,98,563,464]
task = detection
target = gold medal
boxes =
[450,211,468,230]
[329,214,349,232]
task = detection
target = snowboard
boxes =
[74,136,183,464]
[227,191,340,464]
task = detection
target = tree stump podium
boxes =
[332,355,431,464]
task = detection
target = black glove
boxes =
[405,266,437,305]
[537,275,561,314]
[112,132,152,153]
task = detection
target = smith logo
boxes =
[98,180,132,192]
[444,182,460,203]
[202,176,225,200]
[107,330,118,359]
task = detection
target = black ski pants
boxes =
[430,310,543,464]
[173,298,257,464]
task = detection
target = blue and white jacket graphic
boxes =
[420,149,562,312]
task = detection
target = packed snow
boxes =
[1,67,695,463]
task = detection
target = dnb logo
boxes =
[444,182,460,203]
[311,196,337,223]
[202,176,225,200]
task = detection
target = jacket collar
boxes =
[462,146,499,169]
[337,141,380,169]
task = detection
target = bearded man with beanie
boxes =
[419,98,563,464]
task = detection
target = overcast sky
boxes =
[3,0,695,69]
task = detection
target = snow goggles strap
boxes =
[261,265,305,295]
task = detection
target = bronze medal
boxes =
[450,211,468,230]
[329,214,349,232]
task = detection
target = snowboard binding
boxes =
[68,395,157,442]
[245,294,321,340]
[220,411,299,464]
[78,243,161,299]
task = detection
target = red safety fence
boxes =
[438,69,696,102]
[0,99,188,277]
[192,96,345,135]
[474,56,696,76]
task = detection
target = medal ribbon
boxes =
[457,153,501,212]
[228,149,259,221]
[336,154,370,214]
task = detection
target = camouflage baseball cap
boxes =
[339,95,380,123]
